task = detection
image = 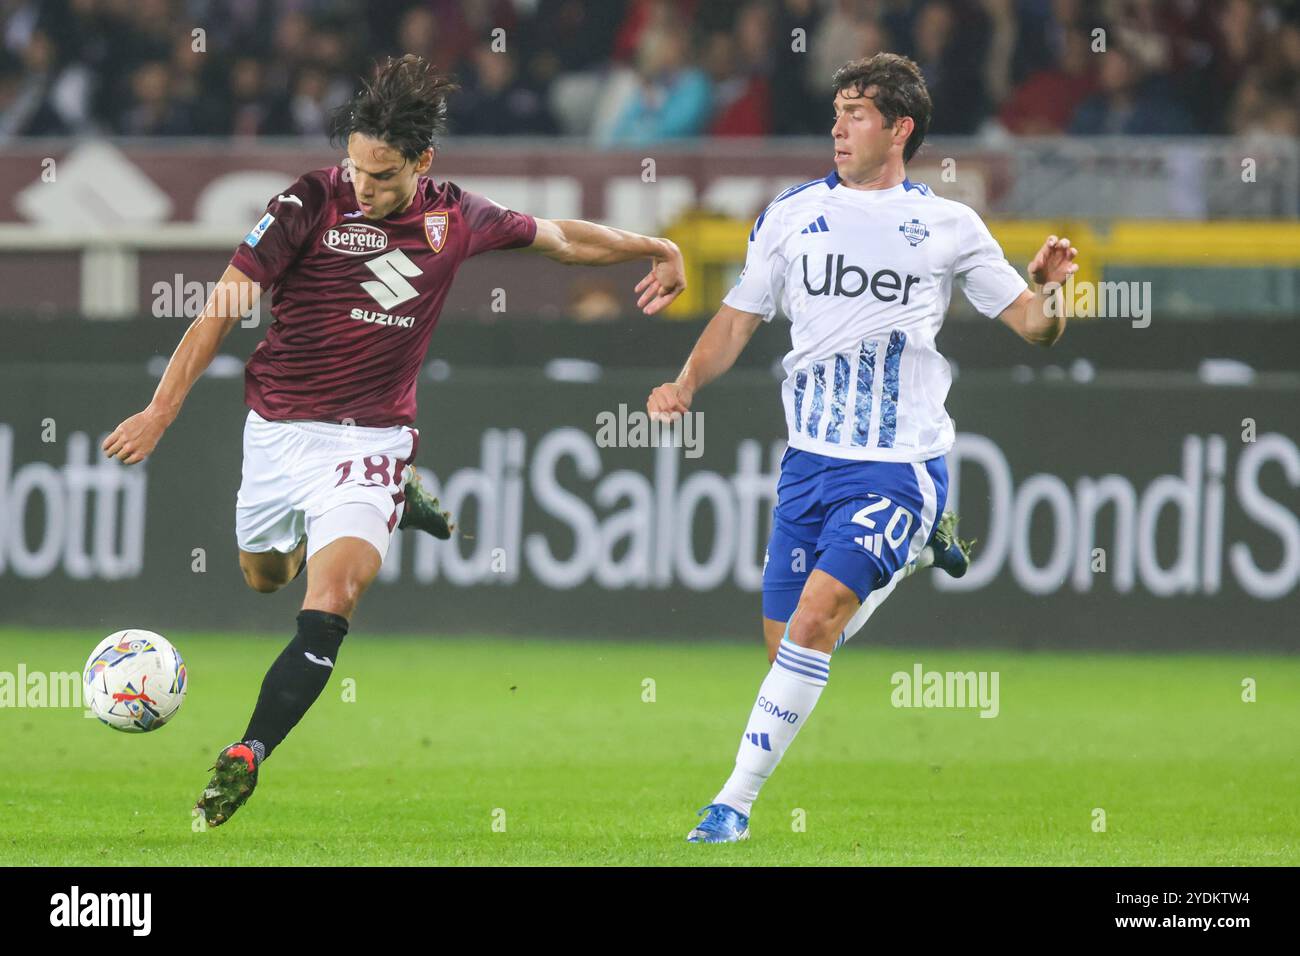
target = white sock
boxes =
[713,635,831,816]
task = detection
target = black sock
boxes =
[242,610,348,762]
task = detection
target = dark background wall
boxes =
[2,316,1296,650]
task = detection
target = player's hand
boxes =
[635,240,686,315]
[102,405,171,465]
[647,381,693,422]
[1028,235,1080,287]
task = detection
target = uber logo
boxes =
[801,254,921,304]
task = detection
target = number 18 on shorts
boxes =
[235,410,419,563]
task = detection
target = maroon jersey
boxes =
[230,165,536,426]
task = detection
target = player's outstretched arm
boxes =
[998,234,1079,347]
[102,264,259,465]
[647,303,764,421]
[529,217,685,315]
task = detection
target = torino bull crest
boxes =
[424,211,449,253]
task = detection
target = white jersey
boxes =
[724,171,1027,463]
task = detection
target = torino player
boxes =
[101,56,686,826]
[647,54,1078,842]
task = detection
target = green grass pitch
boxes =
[1,629,1296,865]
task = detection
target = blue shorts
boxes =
[761,447,949,622]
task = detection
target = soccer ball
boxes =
[83,630,187,732]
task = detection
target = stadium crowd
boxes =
[2,0,1298,142]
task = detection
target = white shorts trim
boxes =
[305,502,395,563]
[837,459,940,647]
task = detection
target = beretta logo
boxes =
[323,222,389,256]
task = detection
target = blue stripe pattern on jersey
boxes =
[793,370,807,431]
[750,178,824,240]
[775,639,830,685]
[807,362,826,439]
[878,330,907,448]
[852,339,877,446]
[825,354,850,443]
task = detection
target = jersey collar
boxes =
[824,170,917,202]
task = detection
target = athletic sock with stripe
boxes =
[712,635,831,817]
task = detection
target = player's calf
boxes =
[193,608,349,826]
[693,577,860,841]
[196,538,381,825]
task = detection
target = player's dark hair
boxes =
[329,54,459,161]
[831,53,932,163]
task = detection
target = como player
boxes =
[646,53,1078,842]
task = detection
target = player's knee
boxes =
[306,580,365,618]
[787,607,839,650]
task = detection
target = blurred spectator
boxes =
[706,2,773,137]
[1230,73,1300,137]
[169,34,226,134]
[450,45,557,135]
[599,24,712,146]
[1069,44,1196,135]
[398,5,469,80]
[611,0,698,64]
[521,0,627,87]
[0,29,71,136]
[0,0,1294,141]
[117,61,195,135]
[1012,0,1088,82]
[999,27,1097,134]
[809,0,893,96]
[225,56,289,137]
[288,66,340,138]
[392,0,520,78]
[770,0,825,135]
[980,0,1018,112]
[904,0,989,135]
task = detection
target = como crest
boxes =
[424,211,449,253]
[899,218,930,247]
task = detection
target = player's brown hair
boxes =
[831,53,932,163]
[329,54,460,160]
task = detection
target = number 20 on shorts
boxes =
[851,495,912,557]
